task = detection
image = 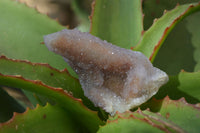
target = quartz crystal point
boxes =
[44,29,168,115]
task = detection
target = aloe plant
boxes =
[0,0,200,132]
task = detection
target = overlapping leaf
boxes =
[143,0,199,74]
[0,56,94,108]
[98,97,200,132]
[0,74,104,132]
[0,88,25,123]
[134,2,200,61]
[153,19,195,75]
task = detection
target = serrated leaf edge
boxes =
[102,96,200,132]
[134,2,200,61]
[0,55,78,81]
[163,95,200,110]
[0,73,99,115]
[0,103,49,127]
[148,2,200,61]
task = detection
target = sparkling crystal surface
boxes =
[44,29,168,114]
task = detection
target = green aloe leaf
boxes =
[157,97,200,132]
[0,74,104,132]
[0,104,77,133]
[177,71,200,101]
[0,88,25,123]
[98,111,163,133]
[143,0,199,75]
[90,0,143,49]
[156,71,200,103]
[134,2,200,61]
[0,56,94,108]
[98,97,200,132]
[143,0,200,30]
[153,19,196,75]
[0,0,73,72]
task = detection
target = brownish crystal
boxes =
[44,29,168,115]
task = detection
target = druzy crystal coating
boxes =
[44,29,168,115]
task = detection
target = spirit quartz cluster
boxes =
[44,29,168,115]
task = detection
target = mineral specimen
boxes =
[44,29,168,115]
